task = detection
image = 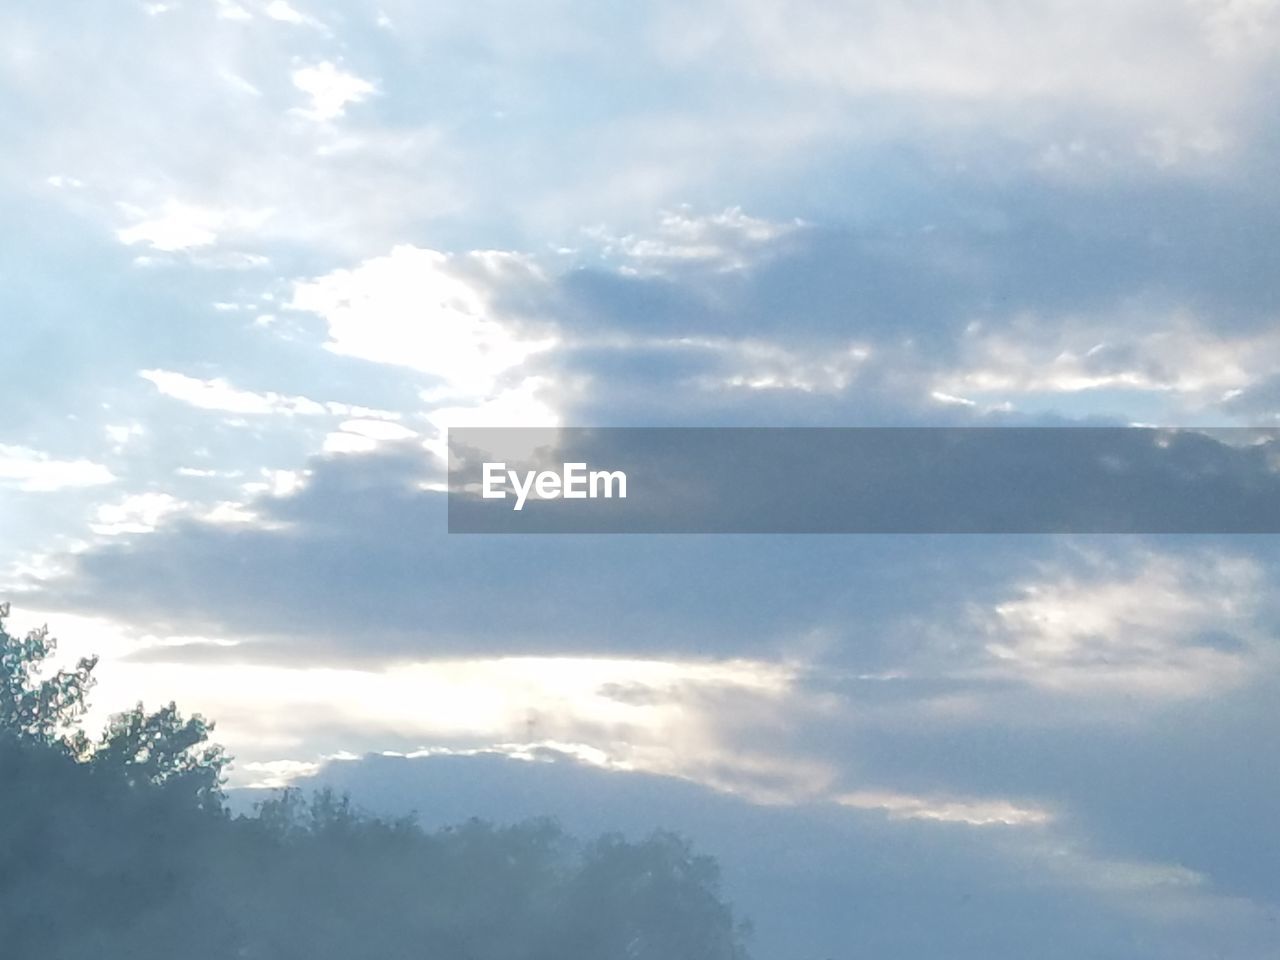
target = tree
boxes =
[1,604,754,959]
[0,601,97,750]
[95,701,228,809]
[1,604,236,959]
[0,602,228,796]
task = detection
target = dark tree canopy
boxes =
[0,602,97,749]
[0,605,752,959]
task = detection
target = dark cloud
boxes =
[1222,374,1280,422]
[554,180,1280,351]
[813,677,1280,905]
[27,427,1280,667]
[272,749,1279,960]
[17,436,1068,664]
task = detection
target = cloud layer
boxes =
[3,1,1280,956]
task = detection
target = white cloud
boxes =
[426,375,560,428]
[1194,0,1280,56]
[667,0,1248,109]
[176,466,234,478]
[337,418,417,442]
[140,369,388,420]
[91,492,185,535]
[979,550,1263,698]
[214,0,253,21]
[0,445,115,492]
[837,790,1052,827]
[113,199,273,254]
[589,206,803,274]
[90,651,796,791]
[104,422,145,451]
[112,199,275,256]
[201,500,268,525]
[656,0,1278,174]
[268,468,305,497]
[264,1,307,25]
[929,390,978,407]
[217,69,262,98]
[45,174,85,189]
[21,35,455,258]
[289,245,557,397]
[322,418,418,455]
[291,61,376,121]
[239,758,323,789]
[0,606,149,674]
[239,468,308,498]
[692,337,871,394]
[116,201,222,251]
[319,431,375,455]
[934,312,1280,412]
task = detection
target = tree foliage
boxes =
[95,701,228,809]
[0,601,97,749]
[0,605,753,959]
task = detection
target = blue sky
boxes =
[3,1,1280,957]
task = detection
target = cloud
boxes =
[290,61,375,121]
[113,198,278,260]
[27,428,1280,657]
[7,440,1020,659]
[835,789,1052,826]
[98,626,813,804]
[935,311,1280,406]
[0,445,115,492]
[1221,372,1280,421]
[288,245,558,397]
[213,0,254,22]
[586,206,804,275]
[658,0,1273,157]
[0,5,462,257]
[263,1,315,27]
[978,549,1263,698]
[319,419,420,455]
[12,441,1280,953]
[141,369,326,415]
[1195,0,1280,57]
[281,749,1279,960]
[3,6,1279,956]
[140,368,397,420]
[115,200,222,251]
[90,491,186,535]
[533,193,1279,426]
[10,0,1280,274]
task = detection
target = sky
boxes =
[3,0,1280,957]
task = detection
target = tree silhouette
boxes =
[0,605,753,959]
[95,701,228,809]
[0,602,96,749]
